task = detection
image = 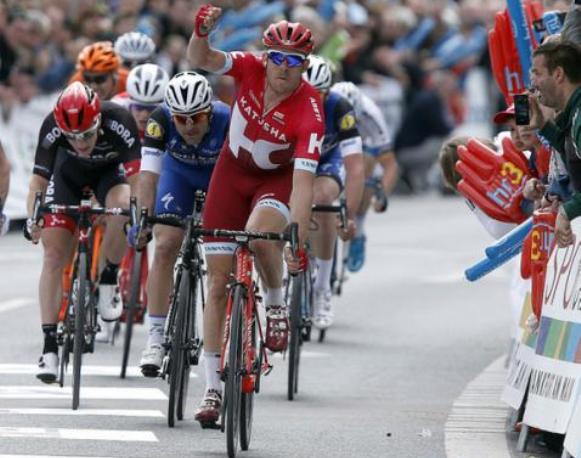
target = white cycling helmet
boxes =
[164,72,213,114]
[331,81,363,116]
[114,32,156,64]
[126,64,169,104]
[304,55,333,92]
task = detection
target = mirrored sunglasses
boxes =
[173,111,210,125]
[83,73,110,85]
[267,51,305,68]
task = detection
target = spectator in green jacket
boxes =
[529,40,581,247]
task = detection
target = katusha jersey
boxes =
[140,100,231,174]
[217,51,325,173]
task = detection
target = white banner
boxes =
[521,218,581,434]
[0,93,59,219]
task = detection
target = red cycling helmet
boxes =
[262,20,314,55]
[54,82,101,134]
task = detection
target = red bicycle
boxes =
[215,224,298,458]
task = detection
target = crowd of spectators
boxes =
[0,0,574,192]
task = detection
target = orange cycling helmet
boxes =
[262,20,314,56]
[77,41,121,73]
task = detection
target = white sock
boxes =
[147,314,166,346]
[314,258,333,293]
[203,351,222,393]
[265,287,284,308]
[355,214,366,237]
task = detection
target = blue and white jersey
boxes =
[321,91,362,160]
[140,100,230,173]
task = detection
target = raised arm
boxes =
[187,4,227,73]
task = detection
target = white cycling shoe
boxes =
[314,290,334,329]
[37,352,58,384]
[140,343,164,377]
[97,284,123,321]
[95,317,114,343]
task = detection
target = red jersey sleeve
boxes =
[223,51,262,82]
[292,93,325,174]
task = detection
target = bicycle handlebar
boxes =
[312,198,348,229]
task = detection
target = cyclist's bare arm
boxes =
[126,171,139,195]
[343,154,365,219]
[136,171,159,215]
[377,151,398,195]
[0,143,10,206]
[289,169,315,245]
[26,174,49,217]
[187,6,226,73]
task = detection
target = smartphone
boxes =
[513,94,530,126]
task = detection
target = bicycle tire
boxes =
[72,253,88,410]
[240,317,255,451]
[177,272,198,421]
[288,273,303,401]
[226,285,244,458]
[59,331,70,388]
[120,249,142,379]
[167,269,187,427]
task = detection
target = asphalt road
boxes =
[0,194,533,458]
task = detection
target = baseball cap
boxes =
[493,104,515,124]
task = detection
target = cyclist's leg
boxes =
[95,168,130,322]
[196,155,249,422]
[141,159,198,371]
[37,161,79,382]
[311,175,341,328]
[247,168,293,352]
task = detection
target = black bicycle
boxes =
[139,191,206,427]
[32,191,135,410]
[285,202,347,400]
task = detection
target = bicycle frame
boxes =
[220,244,271,391]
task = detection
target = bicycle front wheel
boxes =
[240,316,255,451]
[226,285,244,458]
[121,249,142,379]
[72,252,89,410]
[288,273,303,401]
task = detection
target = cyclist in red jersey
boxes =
[188,5,324,424]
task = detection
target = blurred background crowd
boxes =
[0,0,575,193]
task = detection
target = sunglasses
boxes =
[267,51,306,68]
[129,102,157,112]
[83,73,110,85]
[63,122,100,142]
[173,110,210,125]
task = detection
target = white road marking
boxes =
[0,364,198,378]
[0,252,40,263]
[0,386,167,400]
[445,356,511,458]
[0,427,157,442]
[0,456,112,458]
[0,298,34,314]
[270,350,330,360]
[0,408,164,418]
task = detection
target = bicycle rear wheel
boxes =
[288,273,303,401]
[121,249,142,379]
[72,253,88,410]
[226,285,244,458]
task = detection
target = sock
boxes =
[355,214,366,238]
[203,351,222,393]
[100,260,119,285]
[265,287,284,308]
[42,324,58,354]
[147,314,166,346]
[314,258,333,293]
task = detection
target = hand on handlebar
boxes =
[126,223,152,250]
[23,218,42,244]
[284,246,308,273]
[337,218,356,241]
